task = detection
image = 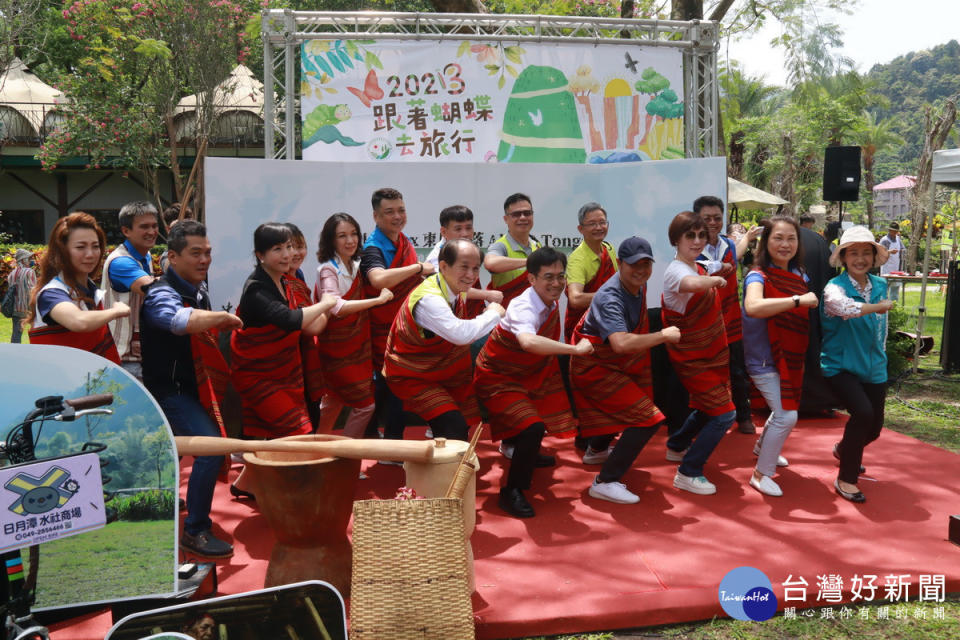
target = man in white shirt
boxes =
[474,247,593,518]
[426,205,502,310]
[879,222,905,301]
[383,239,504,440]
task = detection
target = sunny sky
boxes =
[725,0,960,87]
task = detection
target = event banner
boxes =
[300,40,683,164]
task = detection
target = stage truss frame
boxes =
[261,10,719,161]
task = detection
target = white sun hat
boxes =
[829,225,889,268]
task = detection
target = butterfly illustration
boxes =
[348,69,385,107]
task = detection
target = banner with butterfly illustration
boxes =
[300,40,683,164]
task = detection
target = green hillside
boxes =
[867,40,960,182]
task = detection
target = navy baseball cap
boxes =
[618,236,655,264]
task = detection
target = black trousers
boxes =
[589,423,663,483]
[826,371,887,484]
[728,339,752,423]
[428,410,469,441]
[505,422,546,490]
[368,373,405,439]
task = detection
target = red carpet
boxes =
[50,415,960,639]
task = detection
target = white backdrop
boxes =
[204,156,727,311]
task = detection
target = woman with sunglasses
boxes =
[661,210,735,496]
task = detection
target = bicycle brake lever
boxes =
[53,408,113,422]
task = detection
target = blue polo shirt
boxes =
[107,240,153,292]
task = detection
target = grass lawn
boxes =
[1,316,14,343]
[25,520,176,608]
[898,286,947,361]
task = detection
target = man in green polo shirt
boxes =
[565,201,619,342]
[484,193,543,308]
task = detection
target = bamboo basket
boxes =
[349,496,474,639]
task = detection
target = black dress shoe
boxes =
[832,443,866,474]
[535,453,556,468]
[229,484,255,500]
[834,479,866,503]
[737,420,756,434]
[498,487,535,518]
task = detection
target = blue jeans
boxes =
[10,314,24,343]
[158,393,222,536]
[667,409,735,477]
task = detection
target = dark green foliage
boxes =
[867,40,960,182]
[111,490,175,521]
[886,304,914,379]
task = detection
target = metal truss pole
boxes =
[262,12,274,160]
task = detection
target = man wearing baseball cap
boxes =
[879,222,905,300]
[569,237,682,504]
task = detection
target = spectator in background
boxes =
[879,222,905,301]
[160,203,195,273]
[7,248,36,343]
[799,214,816,229]
[824,221,842,253]
[162,203,195,233]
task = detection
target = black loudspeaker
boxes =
[823,146,862,201]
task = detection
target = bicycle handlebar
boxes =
[63,394,113,410]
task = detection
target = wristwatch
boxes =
[792,295,800,308]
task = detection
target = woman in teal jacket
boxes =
[821,226,895,503]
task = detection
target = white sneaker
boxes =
[589,479,640,504]
[425,427,434,438]
[749,474,783,497]
[582,446,613,465]
[752,442,789,467]
[499,442,515,460]
[665,447,688,462]
[673,472,717,495]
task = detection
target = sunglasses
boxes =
[683,230,708,240]
[508,209,534,219]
